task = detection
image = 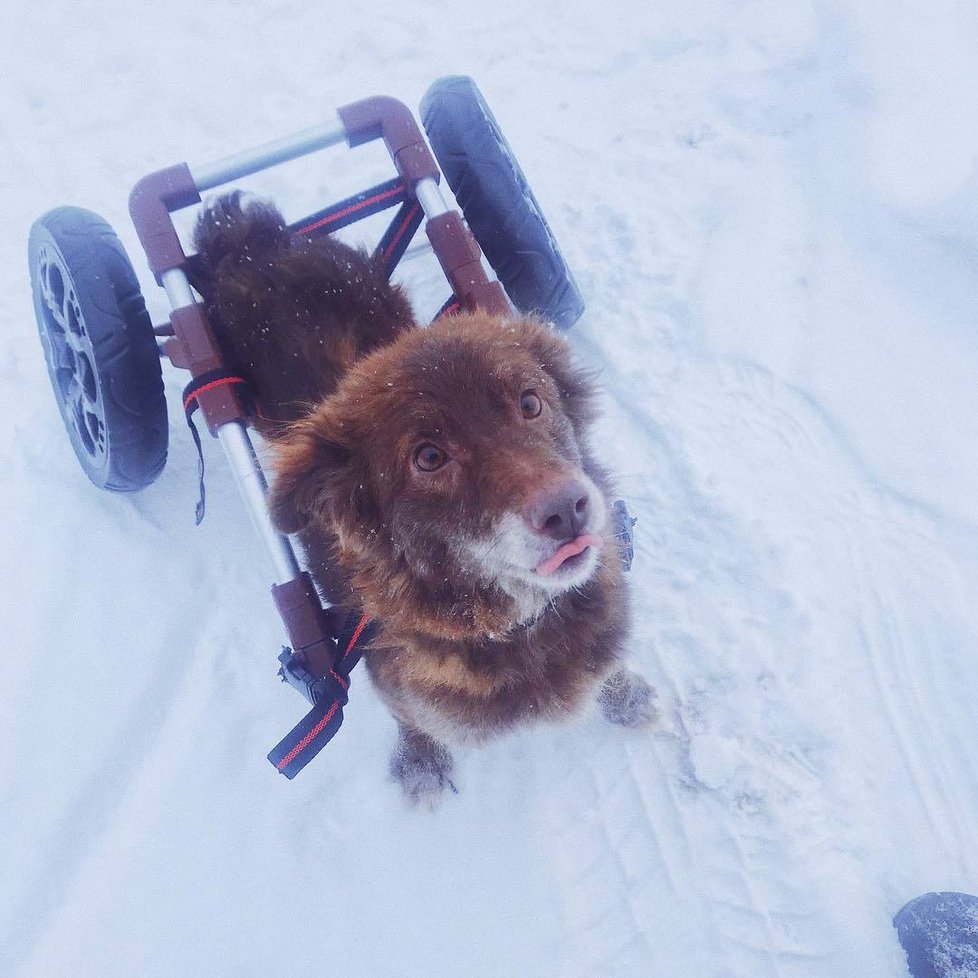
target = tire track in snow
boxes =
[652,353,978,959]
[568,309,921,973]
[526,730,716,978]
[846,512,978,868]
[522,364,845,973]
[528,713,837,976]
[731,353,978,884]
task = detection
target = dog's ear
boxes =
[523,320,599,432]
[268,408,354,535]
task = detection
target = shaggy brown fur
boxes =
[194,193,655,806]
[191,192,415,433]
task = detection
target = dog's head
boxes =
[269,312,611,631]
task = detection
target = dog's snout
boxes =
[527,480,592,540]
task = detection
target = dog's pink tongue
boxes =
[535,534,604,576]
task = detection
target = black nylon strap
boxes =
[433,296,462,321]
[268,610,376,778]
[290,178,407,238]
[182,370,254,524]
[375,200,424,278]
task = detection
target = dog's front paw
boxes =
[599,668,658,729]
[390,725,457,810]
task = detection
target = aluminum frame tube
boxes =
[161,267,196,309]
[217,422,301,586]
[191,115,348,192]
[414,176,451,218]
[161,267,303,586]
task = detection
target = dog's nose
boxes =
[526,480,592,541]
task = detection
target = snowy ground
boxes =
[3,2,978,976]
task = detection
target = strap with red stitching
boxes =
[268,612,374,779]
[290,178,407,237]
[374,200,423,278]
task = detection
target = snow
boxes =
[3,1,978,975]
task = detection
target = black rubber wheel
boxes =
[28,207,168,491]
[894,892,978,978]
[420,76,585,330]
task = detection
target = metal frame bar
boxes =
[191,115,347,192]
[414,176,451,219]
[161,267,302,586]
[217,422,301,585]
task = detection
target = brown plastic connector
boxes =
[129,167,248,431]
[338,96,440,185]
[167,305,248,432]
[128,164,201,284]
[425,212,510,315]
[272,573,339,677]
[167,304,223,372]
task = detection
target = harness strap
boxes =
[375,200,424,278]
[267,611,375,779]
[182,370,255,524]
[290,178,407,238]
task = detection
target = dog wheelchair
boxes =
[28,76,630,777]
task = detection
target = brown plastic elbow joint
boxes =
[338,96,440,186]
[128,164,201,284]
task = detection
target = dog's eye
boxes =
[520,390,543,419]
[413,443,448,472]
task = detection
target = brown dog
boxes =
[194,193,655,805]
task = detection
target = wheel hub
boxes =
[35,245,107,463]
